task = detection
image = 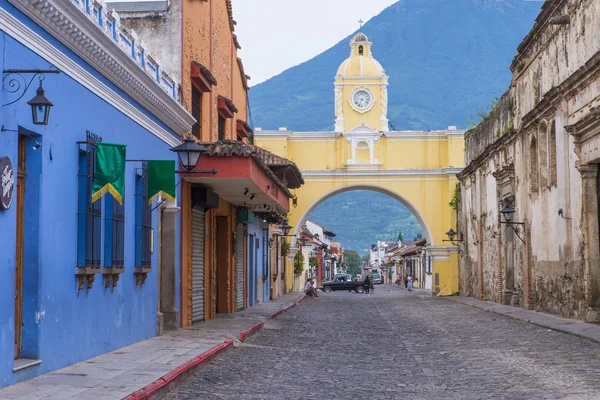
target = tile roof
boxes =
[226,0,236,32]
[191,61,217,86]
[218,95,238,114]
[206,140,295,198]
[237,58,250,90]
[250,145,304,189]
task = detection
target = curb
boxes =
[124,339,233,400]
[239,321,264,342]
[296,295,309,304]
[270,302,296,319]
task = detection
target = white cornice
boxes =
[256,130,466,140]
[0,7,182,146]
[443,167,464,176]
[300,169,458,177]
[8,0,195,136]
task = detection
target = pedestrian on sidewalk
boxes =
[364,275,371,293]
[305,279,318,297]
[407,275,413,291]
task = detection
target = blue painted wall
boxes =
[247,220,269,305]
[0,3,182,387]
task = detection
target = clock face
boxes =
[352,90,372,110]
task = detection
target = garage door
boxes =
[191,207,205,323]
[236,223,245,311]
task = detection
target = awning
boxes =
[184,141,295,215]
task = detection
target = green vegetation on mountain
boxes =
[308,191,423,254]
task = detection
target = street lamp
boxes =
[279,220,293,236]
[170,135,211,173]
[499,198,525,243]
[499,202,516,223]
[27,80,54,125]
[443,228,463,244]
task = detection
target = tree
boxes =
[345,250,363,277]
[397,231,403,241]
[413,232,423,241]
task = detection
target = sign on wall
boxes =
[0,157,14,211]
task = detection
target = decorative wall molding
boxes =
[7,0,195,136]
[0,6,186,146]
[300,168,460,177]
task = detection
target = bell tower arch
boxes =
[335,33,389,133]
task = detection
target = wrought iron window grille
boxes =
[134,162,152,287]
[75,131,103,296]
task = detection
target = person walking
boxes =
[364,275,371,294]
[407,275,413,291]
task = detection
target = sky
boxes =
[231,0,398,85]
[110,0,398,85]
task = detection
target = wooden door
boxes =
[14,135,25,359]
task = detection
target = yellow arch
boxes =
[255,128,464,297]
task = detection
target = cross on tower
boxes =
[358,19,364,32]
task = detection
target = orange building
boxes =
[111,0,302,328]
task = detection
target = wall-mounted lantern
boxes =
[170,134,212,173]
[499,198,525,243]
[443,228,464,244]
[279,220,293,236]
[2,69,61,126]
[27,80,54,125]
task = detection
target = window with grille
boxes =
[135,162,152,269]
[218,115,226,141]
[192,85,202,139]
[104,196,125,269]
[77,138,102,269]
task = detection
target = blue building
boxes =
[0,0,193,387]
[246,217,271,306]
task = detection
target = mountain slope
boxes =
[308,191,423,254]
[249,0,541,131]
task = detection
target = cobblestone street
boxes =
[165,288,600,400]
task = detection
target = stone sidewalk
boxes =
[0,292,305,400]
[444,296,600,342]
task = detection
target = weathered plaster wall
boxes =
[113,0,183,88]
[459,0,598,320]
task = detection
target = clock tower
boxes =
[334,32,389,133]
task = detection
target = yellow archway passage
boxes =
[254,32,465,296]
[255,127,464,296]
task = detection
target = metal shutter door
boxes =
[236,223,245,311]
[191,207,205,323]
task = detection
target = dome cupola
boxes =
[334,27,389,134]
[336,32,385,77]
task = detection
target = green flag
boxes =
[92,143,126,205]
[148,160,176,205]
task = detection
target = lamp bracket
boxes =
[2,69,61,107]
[176,169,217,175]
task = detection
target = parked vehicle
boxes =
[320,275,365,293]
[372,272,383,284]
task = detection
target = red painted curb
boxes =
[239,321,264,342]
[297,295,309,304]
[271,302,296,319]
[123,339,234,400]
